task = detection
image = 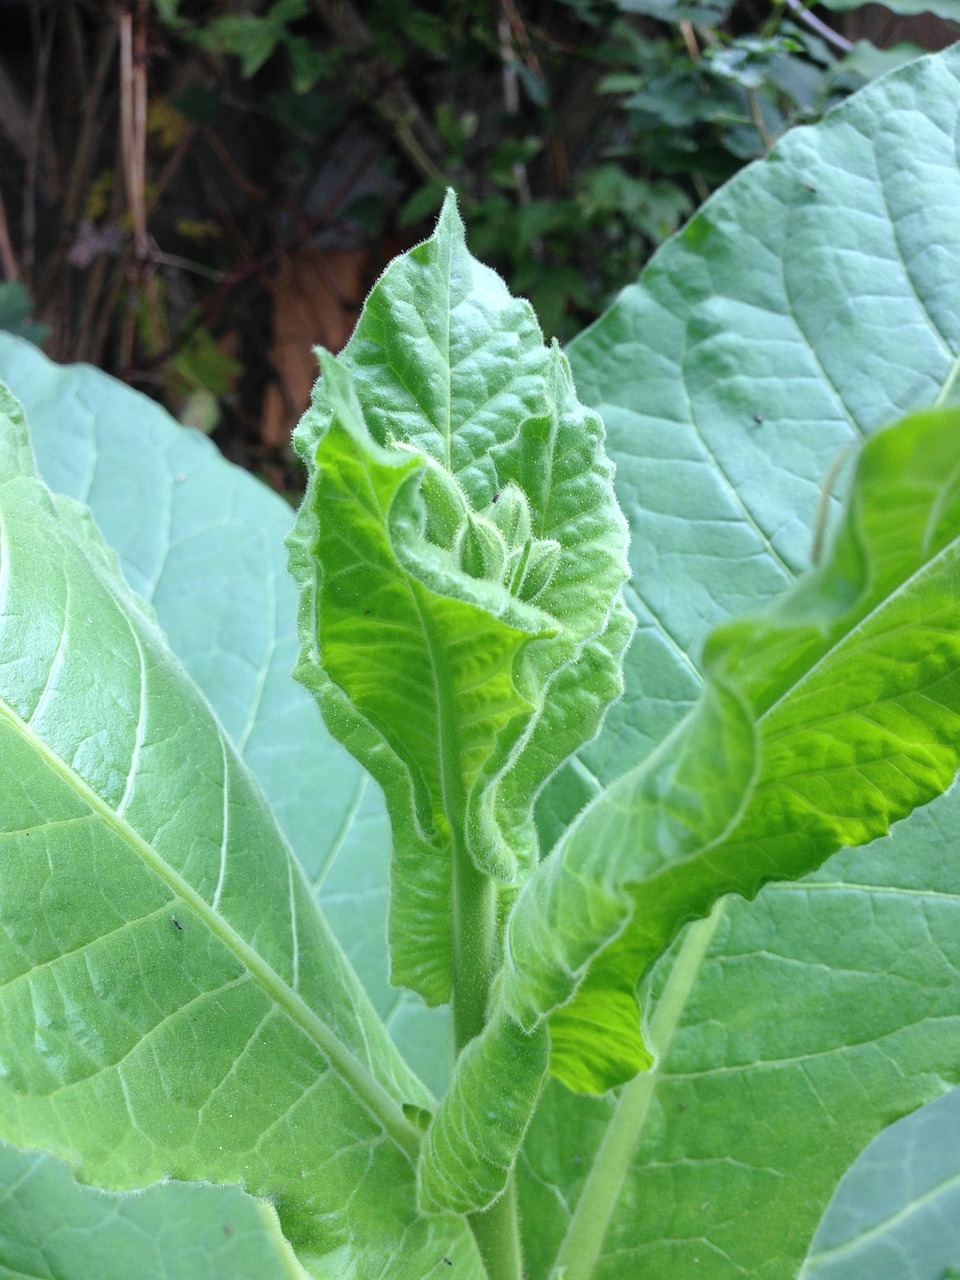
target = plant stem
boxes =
[409,583,498,1054]
[410,585,522,1275]
[470,1172,525,1280]
[452,830,498,1051]
[451,846,524,1280]
[550,903,725,1280]
[452,832,524,1280]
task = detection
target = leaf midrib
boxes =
[0,692,421,1161]
[754,521,960,735]
[549,906,725,1280]
[800,1165,960,1271]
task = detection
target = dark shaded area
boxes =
[0,0,953,494]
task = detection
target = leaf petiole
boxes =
[549,903,725,1279]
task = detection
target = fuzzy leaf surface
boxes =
[417,1010,549,1215]
[0,387,478,1278]
[500,406,960,1092]
[520,807,960,1278]
[0,333,449,1092]
[288,193,631,1004]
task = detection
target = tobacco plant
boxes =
[1,45,960,1280]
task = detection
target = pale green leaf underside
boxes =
[566,47,960,785]
[0,1140,310,1280]
[0,331,448,1083]
[0,392,478,1276]
[801,1080,960,1280]
[289,192,631,1004]
[499,406,960,1094]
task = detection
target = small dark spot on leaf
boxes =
[363,609,371,615]
[803,182,816,193]
[678,1101,686,1111]
[222,1223,233,1236]
[491,492,500,504]
[572,1153,581,1164]
[171,915,183,931]
[753,413,763,425]
[442,1257,453,1266]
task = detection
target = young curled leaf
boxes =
[496,407,960,1092]
[418,1010,549,1216]
[287,193,632,1005]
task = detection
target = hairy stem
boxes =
[470,1172,525,1280]
[452,828,524,1280]
[451,832,498,1050]
[550,903,725,1280]
[412,581,523,1275]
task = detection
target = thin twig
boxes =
[153,251,225,282]
[497,5,532,205]
[119,0,150,262]
[748,87,774,152]
[680,19,700,62]
[0,59,35,163]
[201,125,268,199]
[35,23,119,317]
[310,0,449,186]
[60,26,119,242]
[0,189,19,279]
[784,0,853,53]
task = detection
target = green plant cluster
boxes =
[2,45,960,1280]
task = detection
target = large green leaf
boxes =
[565,45,960,786]
[0,333,451,1272]
[801,1082,960,1280]
[0,332,448,1085]
[0,385,478,1277]
[520,799,960,1277]
[513,43,960,1279]
[288,193,632,1004]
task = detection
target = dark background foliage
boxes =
[0,0,954,492]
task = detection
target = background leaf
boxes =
[513,44,960,1279]
[819,0,960,19]
[0,1143,310,1280]
[800,1082,960,1280]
